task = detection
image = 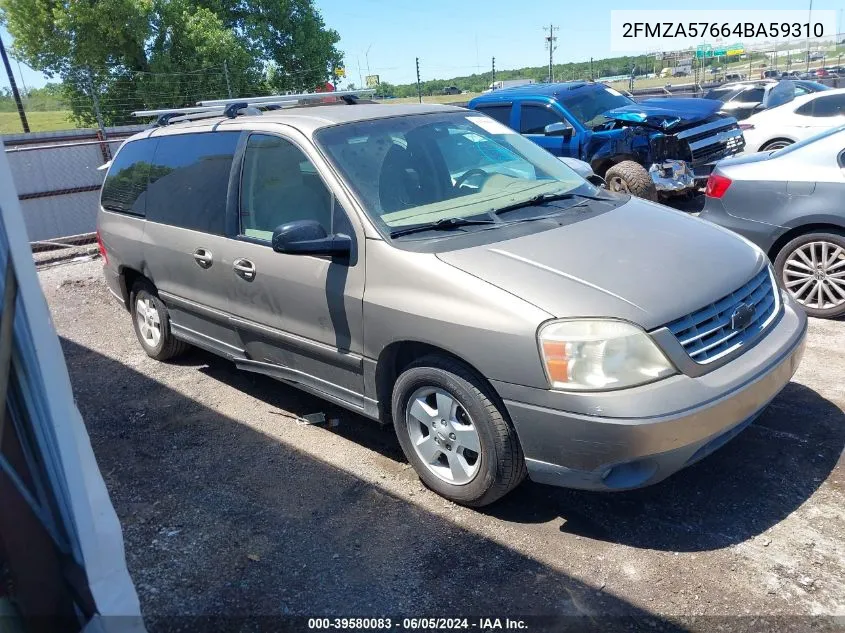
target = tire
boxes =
[130,280,189,360]
[760,138,793,152]
[604,160,658,201]
[773,231,845,319]
[391,355,527,507]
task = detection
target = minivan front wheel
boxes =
[130,281,189,360]
[392,356,526,506]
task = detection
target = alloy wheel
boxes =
[782,241,845,311]
[135,297,162,348]
[405,387,482,485]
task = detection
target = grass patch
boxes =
[0,111,78,134]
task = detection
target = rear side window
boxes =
[473,104,512,127]
[796,95,845,117]
[101,139,156,216]
[145,132,240,234]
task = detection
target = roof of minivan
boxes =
[135,103,465,139]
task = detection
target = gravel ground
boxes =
[39,257,844,631]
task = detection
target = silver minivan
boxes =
[98,100,807,506]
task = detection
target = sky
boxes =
[2,0,843,92]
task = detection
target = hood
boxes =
[603,98,723,130]
[436,199,765,330]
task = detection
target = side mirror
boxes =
[558,157,606,188]
[272,220,351,257]
[544,121,573,139]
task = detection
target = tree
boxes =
[0,0,342,125]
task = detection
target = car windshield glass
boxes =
[314,111,590,237]
[555,86,634,128]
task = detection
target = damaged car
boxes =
[468,81,745,200]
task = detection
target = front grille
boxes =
[666,268,779,363]
[674,118,746,167]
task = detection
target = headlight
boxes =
[538,319,676,391]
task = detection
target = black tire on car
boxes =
[130,280,189,360]
[391,355,527,506]
[774,231,845,319]
[604,160,658,201]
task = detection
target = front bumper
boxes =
[494,296,807,491]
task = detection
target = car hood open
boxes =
[436,198,765,330]
[603,98,723,130]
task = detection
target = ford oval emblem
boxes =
[730,303,756,331]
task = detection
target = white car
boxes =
[739,87,845,152]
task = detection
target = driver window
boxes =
[520,105,566,134]
[240,134,332,241]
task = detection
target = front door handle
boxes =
[233,258,256,280]
[193,248,213,268]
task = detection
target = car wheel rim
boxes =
[135,297,162,348]
[766,141,791,150]
[405,386,481,486]
[783,241,845,311]
[607,176,629,193]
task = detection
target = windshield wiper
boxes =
[492,191,608,217]
[389,216,498,238]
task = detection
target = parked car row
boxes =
[704,79,830,121]
[98,87,812,508]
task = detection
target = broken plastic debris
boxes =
[297,412,326,426]
[247,554,260,562]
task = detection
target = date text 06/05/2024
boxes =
[307,617,528,630]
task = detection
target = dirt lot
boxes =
[39,257,845,631]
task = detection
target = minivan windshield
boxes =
[315,111,593,238]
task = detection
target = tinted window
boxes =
[520,105,563,134]
[704,88,737,101]
[239,134,333,241]
[101,139,156,216]
[146,132,239,234]
[796,95,845,117]
[734,87,765,103]
[473,105,511,126]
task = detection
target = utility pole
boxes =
[491,57,496,90]
[416,57,422,103]
[544,24,558,83]
[223,60,233,98]
[87,71,107,138]
[0,33,29,133]
[806,0,813,73]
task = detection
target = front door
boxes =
[225,132,365,405]
[517,101,579,158]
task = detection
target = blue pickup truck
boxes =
[468,81,745,200]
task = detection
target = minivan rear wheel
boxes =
[130,281,189,360]
[391,356,526,506]
[774,232,845,319]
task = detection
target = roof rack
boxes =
[132,89,376,126]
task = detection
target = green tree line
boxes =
[0,0,343,126]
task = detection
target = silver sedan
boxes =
[700,123,845,318]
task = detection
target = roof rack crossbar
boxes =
[132,88,378,125]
